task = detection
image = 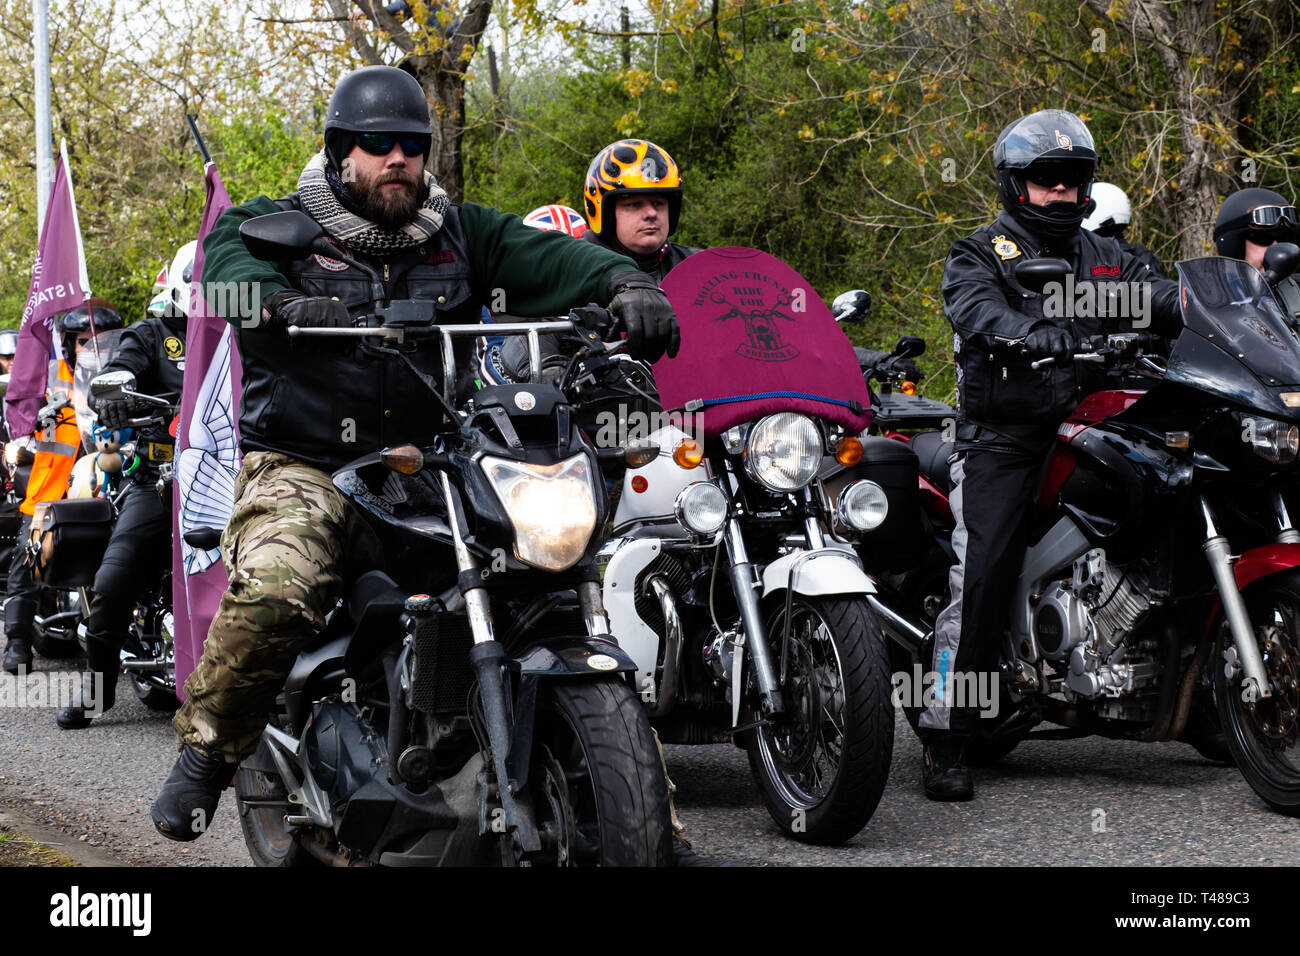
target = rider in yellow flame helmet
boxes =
[583,139,698,283]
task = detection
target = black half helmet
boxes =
[323,66,433,170]
[1213,187,1299,260]
[60,299,124,335]
[994,109,1099,241]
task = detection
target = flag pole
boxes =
[185,115,213,168]
[33,0,52,233]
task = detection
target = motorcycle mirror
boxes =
[1263,242,1300,286]
[831,289,871,323]
[238,211,327,261]
[89,369,136,399]
[183,527,223,551]
[892,335,926,359]
[1014,258,1071,294]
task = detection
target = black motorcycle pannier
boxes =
[27,498,115,588]
[842,437,924,573]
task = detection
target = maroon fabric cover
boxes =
[654,247,872,438]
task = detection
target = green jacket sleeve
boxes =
[460,202,637,316]
[200,196,293,327]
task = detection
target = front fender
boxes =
[507,637,638,788]
[1234,543,1300,590]
[761,546,875,599]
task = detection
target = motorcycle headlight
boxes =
[1241,415,1300,464]
[482,453,598,571]
[837,480,889,532]
[675,482,728,536]
[3,442,18,467]
[743,413,822,492]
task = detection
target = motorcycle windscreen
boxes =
[72,329,124,453]
[1167,257,1300,419]
[654,247,872,438]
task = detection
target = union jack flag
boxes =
[522,204,588,237]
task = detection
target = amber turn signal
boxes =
[900,381,917,395]
[835,436,864,466]
[381,444,425,475]
[673,439,704,469]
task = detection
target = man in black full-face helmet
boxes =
[919,110,1182,801]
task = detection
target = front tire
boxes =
[1216,572,1300,815]
[745,595,894,845]
[522,677,673,866]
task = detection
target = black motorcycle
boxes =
[222,211,672,866]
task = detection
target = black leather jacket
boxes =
[203,194,634,473]
[103,312,186,481]
[944,211,1180,430]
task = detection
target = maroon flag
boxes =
[6,143,91,438]
[171,164,240,697]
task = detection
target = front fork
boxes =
[1201,496,1273,700]
[720,471,789,719]
[436,471,614,858]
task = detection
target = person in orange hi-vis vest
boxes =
[2,301,124,674]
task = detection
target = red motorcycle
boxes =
[832,250,1300,815]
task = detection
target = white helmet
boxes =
[163,241,198,318]
[1082,182,1132,233]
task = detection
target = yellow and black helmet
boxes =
[583,139,682,239]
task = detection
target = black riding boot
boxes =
[56,634,119,729]
[151,745,238,842]
[2,634,32,675]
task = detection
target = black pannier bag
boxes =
[27,498,115,588]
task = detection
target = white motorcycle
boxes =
[598,412,896,845]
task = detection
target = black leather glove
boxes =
[606,271,681,363]
[1024,323,1075,363]
[893,358,925,382]
[262,290,351,333]
[95,398,141,429]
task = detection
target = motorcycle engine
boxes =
[1032,549,1158,704]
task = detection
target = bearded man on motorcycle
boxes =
[150,65,680,840]
[922,109,1182,801]
[1212,187,1300,325]
[56,245,193,728]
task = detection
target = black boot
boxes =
[922,735,974,802]
[151,745,238,842]
[2,636,33,675]
[56,640,118,730]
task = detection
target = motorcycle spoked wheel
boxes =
[234,736,330,868]
[506,678,673,867]
[745,596,894,845]
[1216,572,1300,816]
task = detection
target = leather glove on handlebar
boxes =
[262,290,352,333]
[1025,323,1075,363]
[606,271,682,363]
[94,398,143,429]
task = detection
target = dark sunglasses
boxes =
[1249,204,1298,229]
[1246,229,1298,248]
[1023,167,1091,188]
[355,132,430,158]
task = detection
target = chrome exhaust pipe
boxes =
[646,575,684,718]
[866,594,928,654]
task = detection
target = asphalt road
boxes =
[1,652,1296,866]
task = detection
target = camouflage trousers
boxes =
[173,452,378,762]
